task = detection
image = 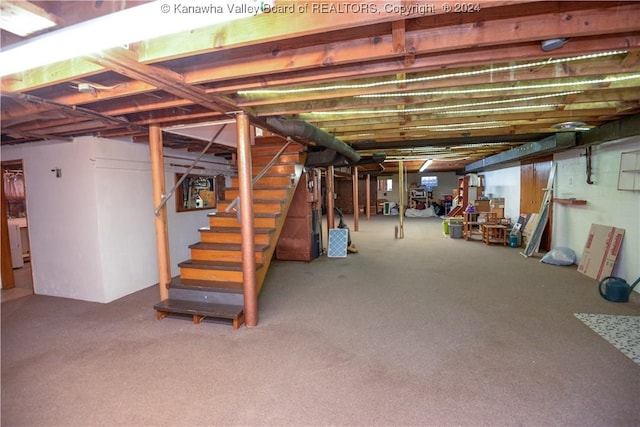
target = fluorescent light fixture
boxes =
[0,1,57,36]
[419,159,433,172]
[0,0,274,77]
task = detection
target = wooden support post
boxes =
[326,166,335,230]
[352,166,359,232]
[366,174,371,221]
[398,160,405,239]
[149,125,171,301]
[236,113,258,327]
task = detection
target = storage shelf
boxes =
[553,198,587,205]
[618,150,640,191]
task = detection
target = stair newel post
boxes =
[149,124,171,301]
[352,166,359,232]
[326,166,335,229]
[236,112,258,327]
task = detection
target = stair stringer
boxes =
[254,162,304,295]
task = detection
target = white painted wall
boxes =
[1,137,233,303]
[552,137,639,286]
[483,164,521,222]
[2,140,105,301]
[482,136,639,291]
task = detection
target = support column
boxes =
[398,160,405,239]
[366,174,371,220]
[352,166,359,232]
[149,125,171,301]
[326,166,335,229]
[236,112,258,327]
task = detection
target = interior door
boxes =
[520,156,553,251]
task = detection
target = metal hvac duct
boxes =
[266,117,361,163]
[464,133,576,172]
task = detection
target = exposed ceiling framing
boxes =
[1,1,639,174]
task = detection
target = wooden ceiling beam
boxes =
[211,34,640,95]
[3,2,635,95]
[269,84,640,117]
[4,0,517,92]
[85,48,243,116]
[309,108,625,131]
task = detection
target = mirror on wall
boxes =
[175,174,218,212]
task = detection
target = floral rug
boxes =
[574,313,640,365]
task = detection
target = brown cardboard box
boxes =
[473,200,490,212]
[577,224,625,281]
[491,207,505,218]
[490,198,505,208]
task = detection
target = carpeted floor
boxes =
[574,313,640,365]
[2,216,639,426]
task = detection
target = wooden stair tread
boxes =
[170,276,243,293]
[209,211,280,218]
[220,197,287,202]
[155,299,242,318]
[226,184,291,190]
[179,259,264,271]
[189,242,270,251]
[198,226,275,234]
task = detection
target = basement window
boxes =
[420,175,438,189]
[175,174,217,212]
[378,178,393,192]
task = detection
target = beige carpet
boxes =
[2,216,639,426]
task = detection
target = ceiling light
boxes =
[435,104,559,115]
[541,38,568,52]
[239,51,627,96]
[0,0,274,77]
[355,74,640,98]
[0,1,57,37]
[419,159,433,172]
[309,91,580,116]
[552,121,593,131]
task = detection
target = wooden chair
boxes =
[481,212,507,245]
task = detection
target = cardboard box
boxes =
[490,198,505,208]
[577,224,625,281]
[473,200,490,212]
[491,207,505,218]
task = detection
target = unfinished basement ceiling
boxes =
[1,1,639,174]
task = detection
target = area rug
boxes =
[574,313,640,365]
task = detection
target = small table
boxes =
[482,224,508,245]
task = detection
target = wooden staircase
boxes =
[154,136,305,328]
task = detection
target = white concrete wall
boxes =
[2,140,105,301]
[482,136,639,291]
[552,136,639,286]
[1,137,233,303]
[483,165,521,222]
